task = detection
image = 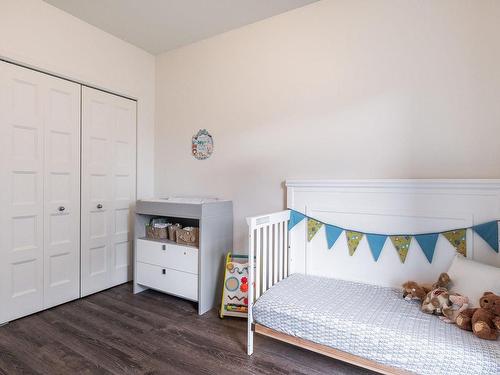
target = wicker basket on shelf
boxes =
[168,223,182,241]
[176,227,199,246]
[145,224,169,240]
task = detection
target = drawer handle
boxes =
[162,245,166,251]
[162,269,166,275]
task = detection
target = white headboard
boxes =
[287,179,500,287]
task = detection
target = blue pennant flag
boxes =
[325,225,343,249]
[473,221,499,253]
[415,233,439,263]
[288,210,306,231]
[366,234,387,262]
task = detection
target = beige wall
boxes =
[155,0,500,251]
[0,0,155,198]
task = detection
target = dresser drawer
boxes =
[166,243,198,274]
[136,239,198,274]
[136,262,198,301]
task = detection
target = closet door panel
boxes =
[81,87,136,296]
[0,63,45,323]
[111,101,136,286]
[81,89,113,295]
[43,77,81,308]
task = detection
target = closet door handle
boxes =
[58,206,65,212]
[97,204,103,209]
[162,245,166,251]
[162,269,166,275]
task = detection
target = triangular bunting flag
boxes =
[325,225,343,249]
[366,234,387,262]
[288,210,306,231]
[287,211,497,260]
[414,233,439,263]
[473,221,499,253]
[307,218,323,242]
[390,235,412,263]
[442,229,467,257]
[346,231,363,256]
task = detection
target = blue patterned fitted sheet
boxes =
[253,273,500,375]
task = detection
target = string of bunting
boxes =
[287,210,499,263]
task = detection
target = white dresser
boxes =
[134,198,233,315]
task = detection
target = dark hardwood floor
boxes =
[0,283,375,375]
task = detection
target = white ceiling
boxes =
[43,0,318,54]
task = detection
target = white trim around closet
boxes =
[0,55,138,102]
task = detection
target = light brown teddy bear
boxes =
[420,273,453,315]
[456,292,500,340]
[402,281,432,301]
[421,288,451,315]
[431,272,451,290]
[402,273,450,303]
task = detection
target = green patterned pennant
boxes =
[307,219,323,242]
[390,235,412,263]
[442,229,467,257]
[346,231,363,256]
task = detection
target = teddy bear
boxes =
[431,272,451,290]
[440,294,469,323]
[402,281,432,301]
[455,292,500,340]
[401,272,450,303]
[421,287,452,315]
[420,273,453,315]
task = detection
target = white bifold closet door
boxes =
[0,62,80,324]
[81,87,136,297]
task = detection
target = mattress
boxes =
[253,273,500,375]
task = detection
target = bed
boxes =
[252,273,500,375]
[246,180,500,375]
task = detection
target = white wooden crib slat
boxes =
[273,224,278,285]
[284,220,289,277]
[262,226,268,293]
[267,225,273,288]
[278,221,283,281]
[282,221,286,279]
[255,228,260,300]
